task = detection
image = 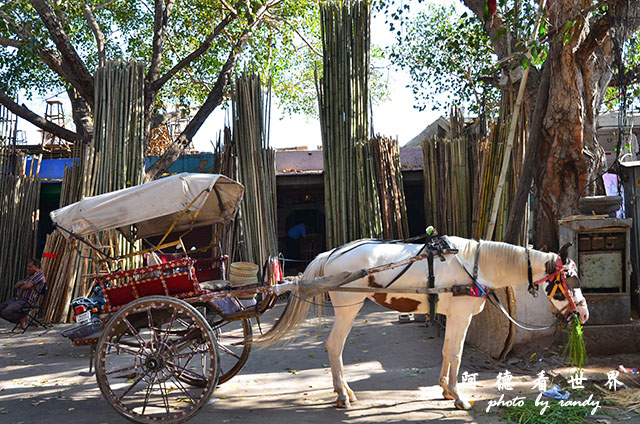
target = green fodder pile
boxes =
[563,314,587,369]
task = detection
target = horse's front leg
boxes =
[326,293,364,408]
[439,331,453,400]
[442,312,474,410]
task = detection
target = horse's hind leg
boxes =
[326,293,364,408]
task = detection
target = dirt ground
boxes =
[0,299,639,424]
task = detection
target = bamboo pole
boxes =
[484,0,545,240]
[231,74,278,271]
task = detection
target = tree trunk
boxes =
[533,6,609,250]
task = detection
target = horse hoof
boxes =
[442,390,455,401]
[454,399,472,410]
[336,399,350,409]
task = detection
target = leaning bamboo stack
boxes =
[0,150,42,302]
[319,0,379,248]
[232,74,278,270]
[422,109,473,238]
[212,126,242,264]
[370,135,408,239]
[473,94,528,241]
[41,61,147,322]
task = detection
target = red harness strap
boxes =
[532,257,578,319]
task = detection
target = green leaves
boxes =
[388,4,498,113]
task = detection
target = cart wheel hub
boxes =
[145,355,164,370]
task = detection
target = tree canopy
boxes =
[0,0,324,177]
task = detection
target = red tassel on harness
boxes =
[487,0,497,19]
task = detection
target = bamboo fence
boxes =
[232,74,278,271]
[319,0,381,248]
[0,150,41,302]
[474,95,528,241]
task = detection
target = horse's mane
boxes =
[455,238,556,286]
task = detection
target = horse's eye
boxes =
[553,291,566,301]
[566,276,581,289]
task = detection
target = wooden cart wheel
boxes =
[95,296,218,424]
[183,303,252,386]
[204,304,252,384]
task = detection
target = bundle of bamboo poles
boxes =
[422,99,528,242]
[473,94,528,241]
[232,74,278,269]
[0,150,42,302]
[88,60,145,196]
[41,61,147,322]
[319,0,377,248]
[212,126,242,264]
[370,135,408,239]
[422,109,473,238]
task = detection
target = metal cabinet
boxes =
[559,216,632,325]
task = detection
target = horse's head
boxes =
[539,244,589,324]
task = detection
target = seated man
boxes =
[0,259,46,329]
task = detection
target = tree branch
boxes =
[462,0,511,59]
[147,0,176,86]
[609,64,640,87]
[0,89,87,144]
[28,0,95,106]
[83,3,106,67]
[0,37,21,47]
[150,109,197,129]
[150,12,235,92]
[145,0,276,181]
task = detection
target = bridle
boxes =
[527,252,584,323]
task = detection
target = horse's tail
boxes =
[255,250,331,347]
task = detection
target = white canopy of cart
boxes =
[50,173,244,239]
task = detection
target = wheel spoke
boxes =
[104,363,139,377]
[105,341,142,357]
[158,371,172,414]
[147,308,157,351]
[122,316,148,348]
[159,309,178,348]
[167,361,208,382]
[169,346,210,359]
[217,343,241,359]
[141,371,155,416]
[117,367,152,401]
[165,326,200,352]
[166,367,196,403]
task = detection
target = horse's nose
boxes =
[579,310,589,324]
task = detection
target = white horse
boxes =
[260,236,589,410]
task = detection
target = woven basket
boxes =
[229,262,259,299]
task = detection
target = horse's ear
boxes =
[559,243,572,264]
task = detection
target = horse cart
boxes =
[51,173,292,423]
[51,173,589,422]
